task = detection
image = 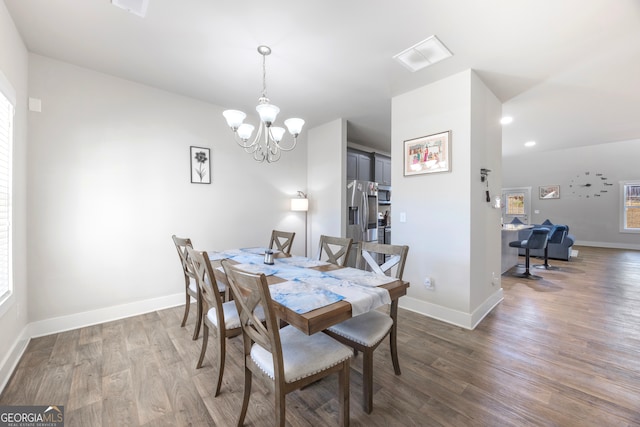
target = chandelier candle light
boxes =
[223,46,305,163]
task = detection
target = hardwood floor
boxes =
[2,246,640,426]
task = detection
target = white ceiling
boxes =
[4,0,640,157]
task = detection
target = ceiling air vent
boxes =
[111,0,149,18]
[393,35,453,72]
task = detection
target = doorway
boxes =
[502,187,531,224]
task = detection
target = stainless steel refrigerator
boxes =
[346,180,379,259]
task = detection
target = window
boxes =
[621,181,640,233]
[0,71,14,305]
[506,193,525,216]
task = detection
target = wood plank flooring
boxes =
[2,246,640,426]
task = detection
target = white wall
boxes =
[469,72,503,313]
[307,118,347,256]
[503,138,640,249]
[0,1,29,391]
[391,70,502,329]
[26,54,307,327]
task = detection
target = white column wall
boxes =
[392,70,502,329]
[307,119,347,257]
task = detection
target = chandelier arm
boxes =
[266,127,297,152]
[273,137,298,152]
[267,147,281,163]
[233,121,264,149]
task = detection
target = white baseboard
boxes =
[574,241,640,251]
[28,292,186,338]
[399,288,504,330]
[0,327,30,393]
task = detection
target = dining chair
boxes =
[324,242,409,414]
[171,235,203,340]
[187,247,251,396]
[316,235,353,266]
[269,230,296,255]
[221,260,353,427]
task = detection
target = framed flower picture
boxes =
[190,146,211,184]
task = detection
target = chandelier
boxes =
[222,45,305,163]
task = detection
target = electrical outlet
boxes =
[424,277,434,290]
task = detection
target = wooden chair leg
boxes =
[181,291,190,327]
[237,367,251,427]
[192,296,202,340]
[275,385,286,427]
[196,323,208,369]
[390,300,401,375]
[339,361,350,427]
[362,350,374,414]
[214,332,225,397]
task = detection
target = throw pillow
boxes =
[542,219,553,226]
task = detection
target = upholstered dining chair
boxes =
[187,247,256,396]
[316,235,353,267]
[535,225,568,270]
[269,230,296,255]
[221,260,353,427]
[509,228,550,279]
[324,242,409,414]
[171,235,203,340]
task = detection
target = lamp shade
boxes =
[284,118,305,136]
[291,197,309,212]
[256,103,280,125]
[222,109,246,129]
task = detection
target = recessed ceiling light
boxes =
[500,116,513,125]
[111,0,149,17]
[524,141,536,147]
[393,35,453,72]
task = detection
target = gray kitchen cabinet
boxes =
[373,154,391,186]
[347,149,372,181]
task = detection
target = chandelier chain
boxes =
[261,53,268,100]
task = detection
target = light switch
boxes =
[28,97,42,112]
[399,212,406,223]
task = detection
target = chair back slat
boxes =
[186,247,224,319]
[317,235,353,266]
[356,242,409,280]
[221,260,282,364]
[172,235,196,281]
[269,230,296,254]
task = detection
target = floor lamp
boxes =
[291,191,309,257]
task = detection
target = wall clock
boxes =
[569,171,613,198]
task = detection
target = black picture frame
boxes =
[190,146,211,184]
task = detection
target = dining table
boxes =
[209,247,410,335]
